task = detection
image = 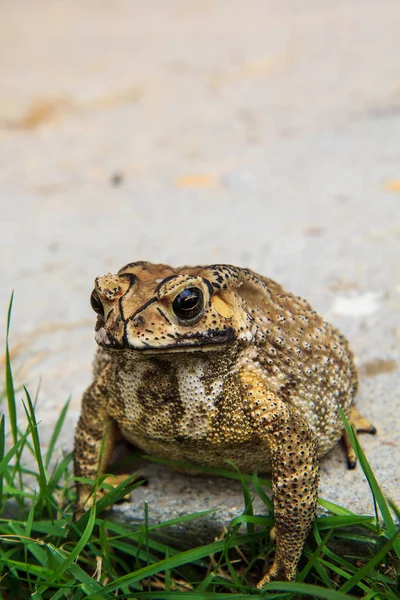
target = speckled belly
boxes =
[119,427,273,473]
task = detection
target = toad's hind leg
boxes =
[239,367,319,589]
[342,405,377,470]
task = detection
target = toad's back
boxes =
[241,273,358,455]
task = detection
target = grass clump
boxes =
[0,296,399,599]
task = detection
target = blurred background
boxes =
[0,1,399,510]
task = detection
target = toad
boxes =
[74,262,375,587]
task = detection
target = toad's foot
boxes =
[256,559,296,589]
[256,524,296,588]
[343,405,377,469]
[76,473,134,517]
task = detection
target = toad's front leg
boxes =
[239,367,319,588]
[74,369,121,512]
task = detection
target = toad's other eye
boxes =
[172,287,204,320]
[90,290,104,316]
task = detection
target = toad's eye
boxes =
[172,287,204,320]
[90,290,104,316]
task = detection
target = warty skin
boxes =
[74,261,375,588]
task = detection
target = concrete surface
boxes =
[0,1,399,534]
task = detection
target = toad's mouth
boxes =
[95,325,236,353]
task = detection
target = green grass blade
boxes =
[339,531,400,594]
[24,498,37,588]
[95,531,266,595]
[22,388,52,518]
[8,522,49,572]
[93,520,182,557]
[75,473,142,529]
[163,546,171,593]
[45,398,70,470]
[306,525,337,587]
[121,592,351,600]
[316,540,393,591]
[47,590,69,600]
[228,514,272,529]
[47,452,73,496]
[340,408,400,558]
[0,518,67,538]
[123,594,257,599]
[25,495,36,538]
[44,544,103,594]
[1,557,53,578]
[317,515,376,530]
[297,529,332,584]
[387,498,400,521]
[144,455,273,488]
[225,460,255,541]
[149,509,217,530]
[315,557,373,594]
[22,388,47,487]
[36,501,98,594]
[0,415,4,509]
[318,498,355,516]
[0,430,31,476]
[144,500,151,592]
[102,537,173,565]
[252,468,274,513]
[265,581,358,599]
[99,519,114,577]
[5,292,17,447]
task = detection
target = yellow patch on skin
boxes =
[211,295,233,318]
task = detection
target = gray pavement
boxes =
[0,1,399,533]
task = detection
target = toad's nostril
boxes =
[133,315,145,327]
